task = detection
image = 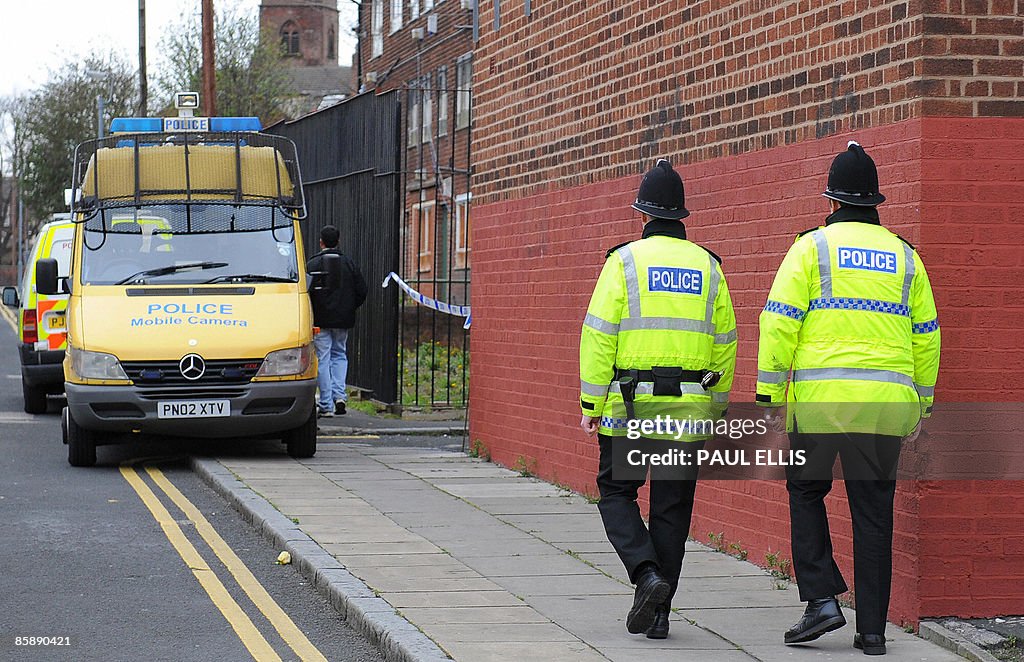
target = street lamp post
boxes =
[86,70,114,140]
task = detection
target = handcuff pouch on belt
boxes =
[616,369,639,422]
[651,366,684,396]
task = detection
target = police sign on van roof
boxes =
[163,117,210,132]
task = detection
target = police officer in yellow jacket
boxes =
[757,142,940,656]
[580,160,737,639]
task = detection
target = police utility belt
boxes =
[613,367,722,422]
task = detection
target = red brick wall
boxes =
[469,0,1024,625]
[914,116,1024,618]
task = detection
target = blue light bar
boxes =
[110,117,162,133]
[210,117,262,131]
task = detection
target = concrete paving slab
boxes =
[570,618,737,650]
[322,540,442,556]
[337,552,458,567]
[458,552,604,577]
[465,498,600,515]
[438,640,607,662]
[419,622,578,643]
[386,590,527,609]
[602,647,754,662]
[397,606,552,625]
[673,588,797,609]
[492,573,632,597]
[435,482,568,498]
[356,575,506,594]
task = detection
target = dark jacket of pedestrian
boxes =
[306,249,368,329]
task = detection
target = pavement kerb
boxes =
[190,456,452,662]
[919,622,1000,662]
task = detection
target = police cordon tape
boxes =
[382,272,472,329]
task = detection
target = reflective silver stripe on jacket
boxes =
[792,367,915,389]
[711,391,729,403]
[901,242,915,307]
[915,383,935,398]
[581,380,610,397]
[619,245,642,319]
[619,317,714,334]
[584,313,619,335]
[714,328,737,344]
[704,254,720,326]
[758,370,789,384]
[812,230,833,298]
[608,381,709,397]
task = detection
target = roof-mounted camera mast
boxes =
[69,92,306,228]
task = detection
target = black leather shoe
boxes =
[784,598,847,644]
[646,605,670,639]
[335,401,346,415]
[854,633,886,655]
[626,567,670,634]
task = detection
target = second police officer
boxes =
[580,160,737,639]
[756,142,941,656]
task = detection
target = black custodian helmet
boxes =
[823,141,886,207]
[632,159,689,220]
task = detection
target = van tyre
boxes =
[67,410,97,467]
[285,409,317,459]
[22,379,47,414]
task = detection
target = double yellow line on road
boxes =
[121,463,328,662]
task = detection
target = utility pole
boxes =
[139,0,148,116]
[201,0,217,116]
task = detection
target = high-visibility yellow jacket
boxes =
[756,210,941,436]
[580,221,737,440]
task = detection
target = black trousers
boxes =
[787,432,901,635]
[596,435,702,607]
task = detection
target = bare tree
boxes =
[154,0,289,124]
[13,53,137,228]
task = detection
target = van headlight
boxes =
[69,347,129,380]
[255,344,312,377]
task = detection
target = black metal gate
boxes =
[399,78,472,409]
[266,91,402,404]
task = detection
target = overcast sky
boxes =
[0,0,358,100]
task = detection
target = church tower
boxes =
[259,0,340,67]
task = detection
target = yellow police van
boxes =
[37,100,326,466]
[3,215,74,413]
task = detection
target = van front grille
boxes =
[122,359,262,386]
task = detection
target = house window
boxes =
[424,0,435,9]
[371,0,383,58]
[415,201,435,273]
[327,28,335,60]
[407,82,421,148]
[411,0,419,20]
[437,66,448,137]
[280,21,300,56]
[390,0,403,33]
[454,193,471,270]
[455,54,472,130]
[421,75,433,144]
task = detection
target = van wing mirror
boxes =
[36,258,60,295]
[2,286,19,308]
[309,253,342,291]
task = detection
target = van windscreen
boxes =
[80,206,299,286]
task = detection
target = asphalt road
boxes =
[0,312,384,662]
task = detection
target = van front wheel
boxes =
[285,409,317,459]
[67,410,97,467]
[22,379,47,414]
